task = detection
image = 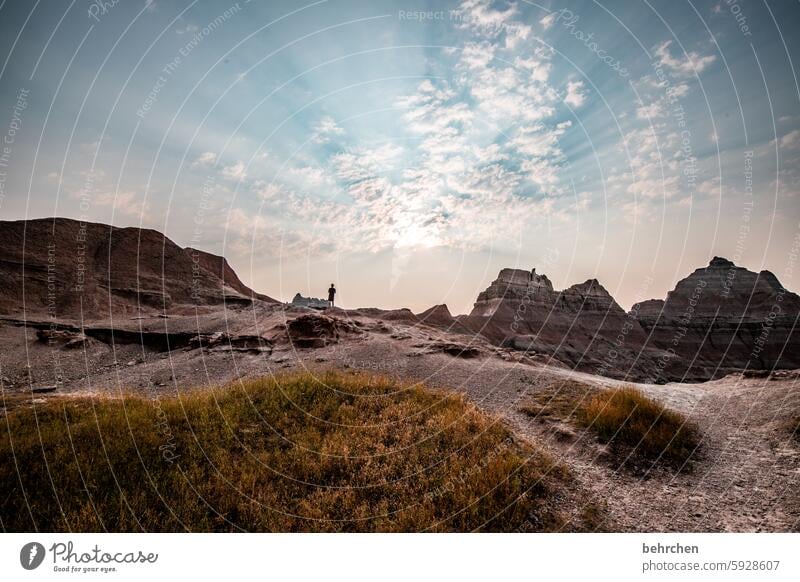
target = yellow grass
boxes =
[0,372,594,532]
[521,382,700,467]
[578,387,700,465]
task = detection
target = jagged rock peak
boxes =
[416,304,455,326]
[708,256,735,268]
[566,279,613,298]
[496,267,554,290]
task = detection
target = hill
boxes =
[0,217,276,318]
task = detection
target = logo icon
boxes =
[20,542,46,570]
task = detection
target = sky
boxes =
[1,0,799,313]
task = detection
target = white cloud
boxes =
[72,189,148,219]
[221,161,247,181]
[312,116,345,144]
[697,176,721,197]
[175,23,198,35]
[455,0,531,49]
[515,56,551,82]
[192,151,217,167]
[636,102,663,119]
[460,42,495,70]
[779,129,800,148]
[540,12,557,30]
[655,40,716,75]
[456,0,517,34]
[564,80,586,108]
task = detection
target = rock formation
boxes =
[416,304,455,327]
[185,247,277,304]
[465,259,800,382]
[462,268,658,379]
[290,293,329,310]
[631,257,800,381]
[0,217,275,318]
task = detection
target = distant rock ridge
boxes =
[416,304,455,327]
[630,256,800,380]
[632,256,796,319]
[462,266,654,379]
[290,293,329,310]
[464,258,800,382]
[0,217,277,317]
[470,268,621,317]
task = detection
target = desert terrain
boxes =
[1,218,799,531]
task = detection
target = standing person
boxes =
[328,283,336,308]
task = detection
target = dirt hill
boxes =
[0,217,276,318]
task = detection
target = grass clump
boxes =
[578,386,699,466]
[519,380,594,422]
[0,371,590,532]
[520,382,700,468]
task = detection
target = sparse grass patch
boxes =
[0,371,592,532]
[577,386,700,466]
[519,380,596,422]
[520,382,700,468]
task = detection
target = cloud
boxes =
[175,23,198,35]
[222,0,731,259]
[655,40,716,75]
[779,129,800,148]
[515,56,551,82]
[564,80,586,108]
[286,166,334,188]
[192,151,217,167]
[460,42,495,70]
[697,176,721,197]
[312,116,345,144]
[455,0,531,49]
[221,161,247,181]
[540,12,557,30]
[70,189,148,219]
[636,102,663,119]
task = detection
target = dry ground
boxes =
[2,305,798,531]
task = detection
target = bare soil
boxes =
[1,305,798,532]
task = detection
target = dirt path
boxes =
[504,373,800,532]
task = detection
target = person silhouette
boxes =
[327,283,336,308]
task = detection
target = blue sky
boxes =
[1,0,799,312]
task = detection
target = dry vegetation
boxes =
[519,380,595,422]
[521,382,700,467]
[0,372,597,532]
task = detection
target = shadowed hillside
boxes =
[0,218,276,318]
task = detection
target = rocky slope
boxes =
[632,257,800,381]
[460,268,660,379]
[185,247,277,304]
[464,259,800,382]
[0,218,275,318]
[2,302,796,532]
